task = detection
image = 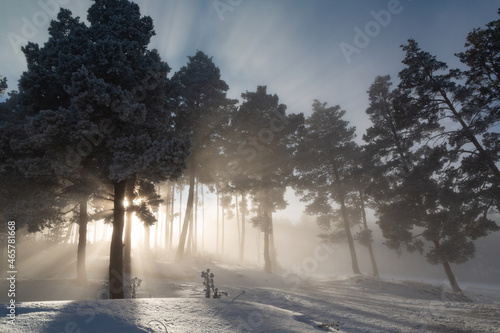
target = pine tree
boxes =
[456,11,500,159]
[399,39,500,180]
[6,9,93,282]
[84,0,190,298]
[171,51,235,263]
[293,100,361,275]
[239,193,248,261]
[364,75,499,293]
[349,149,380,277]
[230,86,303,273]
[455,13,500,212]
[0,77,7,96]
[7,0,190,298]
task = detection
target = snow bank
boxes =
[1,263,500,332]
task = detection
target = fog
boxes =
[1,0,499,315]
[2,187,499,304]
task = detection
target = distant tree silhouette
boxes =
[294,100,361,275]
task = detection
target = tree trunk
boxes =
[144,225,150,252]
[175,168,195,263]
[340,196,361,274]
[164,184,171,251]
[77,199,88,283]
[216,190,220,254]
[123,209,133,274]
[442,261,462,293]
[269,215,277,271]
[169,183,174,250]
[257,230,261,265]
[187,183,193,254]
[221,204,225,254]
[432,240,462,293]
[109,180,126,299]
[360,190,379,277]
[240,193,246,261]
[263,202,272,274]
[154,188,161,251]
[186,220,192,254]
[193,180,198,254]
[178,184,182,236]
[201,184,205,251]
[236,194,241,256]
[334,168,361,275]
[366,236,379,277]
[123,177,135,275]
[263,216,272,273]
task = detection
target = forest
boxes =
[1,0,499,302]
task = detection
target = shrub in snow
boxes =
[201,269,227,299]
[130,277,142,299]
[318,321,340,331]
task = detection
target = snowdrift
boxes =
[1,263,499,332]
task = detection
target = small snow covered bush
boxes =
[318,321,340,331]
[130,277,142,298]
[201,269,228,299]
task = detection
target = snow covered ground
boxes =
[1,259,499,333]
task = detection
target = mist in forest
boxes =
[1,1,500,308]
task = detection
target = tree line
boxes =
[1,0,498,297]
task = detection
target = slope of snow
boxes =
[1,261,500,332]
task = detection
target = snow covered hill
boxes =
[1,262,499,332]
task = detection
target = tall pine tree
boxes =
[171,51,235,262]
[364,75,498,292]
[294,100,362,275]
[9,0,190,297]
[230,86,303,273]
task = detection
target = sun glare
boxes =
[126,203,162,250]
[128,213,144,248]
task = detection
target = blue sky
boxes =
[1,0,498,137]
